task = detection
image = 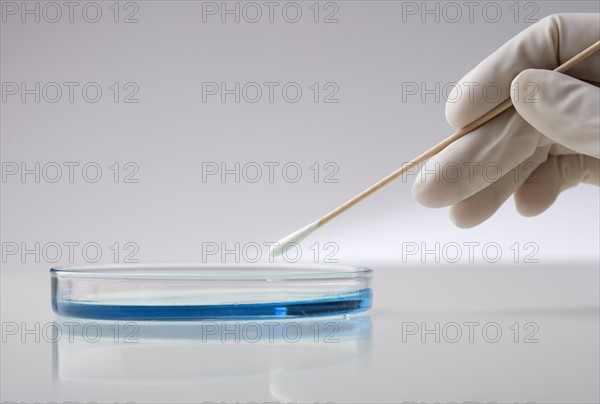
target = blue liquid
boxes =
[53,289,372,320]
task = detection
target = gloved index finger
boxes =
[445,13,600,130]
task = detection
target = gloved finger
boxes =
[512,69,600,158]
[446,13,600,130]
[412,108,540,208]
[548,143,582,156]
[515,154,600,217]
[448,146,550,228]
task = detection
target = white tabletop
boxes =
[2,263,598,403]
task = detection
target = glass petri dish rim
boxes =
[50,263,373,281]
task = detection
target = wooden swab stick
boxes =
[270,40,600,257]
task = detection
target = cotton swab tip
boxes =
[269,222,319,257]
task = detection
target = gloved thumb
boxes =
[511,69,600,158]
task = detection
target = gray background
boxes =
[2,1,599,402]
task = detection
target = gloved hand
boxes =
[412,13,600,228]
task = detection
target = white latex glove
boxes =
[412,13,600,228]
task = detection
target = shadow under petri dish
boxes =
[52,315,373,382]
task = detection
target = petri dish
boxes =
[50,263,373,321]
